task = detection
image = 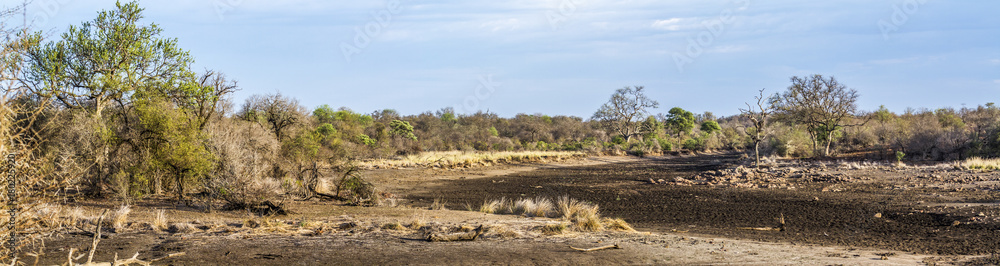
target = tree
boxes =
[238,93,307,141]
[739,89,774,168]
[700,120,721,134]
[389,120,417,140]
[25,1,194,118]
[772,75,861,157]
[591,86,659,142]
[665,107,695,137]
[24,1,198,197]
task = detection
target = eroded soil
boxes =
[408,154,1000,256]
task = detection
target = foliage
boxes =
[700,120,721,134]
[665,107,695,137]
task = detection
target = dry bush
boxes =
[335,168,380,206]
[205,119,285,214]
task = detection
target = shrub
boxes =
[611,135,626,145]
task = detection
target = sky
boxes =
[10,0,1000,118]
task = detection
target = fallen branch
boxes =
[569,244,622,252]
[149,252,186,263]
[427,225,485,242]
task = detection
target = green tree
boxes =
[665,107,695,137]
[26,1,194,117]
[700,120,721,134]
[25,1,200,197]
[389,120,417,140]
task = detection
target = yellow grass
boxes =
[111,204,131,230]
[153,209,168,231]
[357,151,585,169]
[957,157,1000,171]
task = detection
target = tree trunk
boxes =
[754,141,761,169]
[824,131,834,157]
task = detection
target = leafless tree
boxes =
[739,89,773,168]
[591,86,659,142]
[772,75,862,157]
[238,93,307,141]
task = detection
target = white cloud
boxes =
[991,59,1000,65]
[994,80,1000,84]
[651,18,685,31]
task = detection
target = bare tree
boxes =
[591,86,659,142]
[772,75,861,157]
[739,89,773,168]
[238,93,307,141]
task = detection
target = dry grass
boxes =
[408,218,425,230]
[479,198,509,214]
[110,204,131,230]
[381,221,405,231]
[513,197,553,217]
[357,151,586,169]
[153,209,168,231]
[430,198,448,210]
[603,218,635,231]
[541,223,569,235]
[957,157,1000,171]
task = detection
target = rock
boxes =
[874,213,882,218]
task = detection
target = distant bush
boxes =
[611,135,626,145]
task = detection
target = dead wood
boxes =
[569,244,622,252]
[426,225,485,242]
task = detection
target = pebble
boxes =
[874,213,882,218]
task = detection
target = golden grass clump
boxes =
[513,197,553,217]
[381,221,405,231]
[603,218,635,231]
[408,218,425,230]
[541,223,568,235]
[153,209,168,231]
[958,157,1000,171]
[479,198,509,214]
[110,204,131,230]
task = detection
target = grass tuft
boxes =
[153,209,168,231]
[541,223,568,235]
[958,157,1000,171]
[603,218,635,231]
[110,204,131,231]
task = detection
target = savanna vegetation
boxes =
[1,1,1000,262]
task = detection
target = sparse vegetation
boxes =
[957,157,1000,171]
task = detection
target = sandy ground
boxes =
[20,154,996,265]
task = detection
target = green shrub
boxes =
[611,136,626,145]
[657,138,673,151]
[682,138,700,151]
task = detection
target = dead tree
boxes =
[739,89,773,169]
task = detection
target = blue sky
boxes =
[14,0,1000,118]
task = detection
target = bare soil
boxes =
[21,154,1000,265]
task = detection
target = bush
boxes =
[682,138,702,151]
[657,138,674,151]
[611,135,626,145]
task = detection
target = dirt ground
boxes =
[21,154,1000,265]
